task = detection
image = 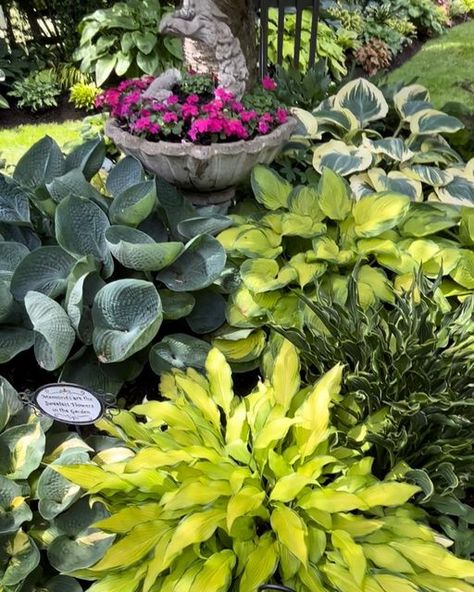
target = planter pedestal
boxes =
[106,118,296,206]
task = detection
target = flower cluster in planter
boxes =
[96,73,288,145]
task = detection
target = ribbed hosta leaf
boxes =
[105,225,183,271]
[334,78,388,127]
[402,164,453,187]
[0,327,34,363]
[0,419,45,479]
[65,137,106,181]
[353,193,411,238]
[0,241,29,281]
[160,289,195,321]
[106,156,145,197]
[156,235,226,292]
[177,215,233,239]
[66,272,105,345]
[0,531,40,586]
[46,169,107,208]
[394,84,431,120]
[435,173,474,205]
[251,165,292,210]
[0,476,33,534]
[11,246,75,300]
[410,109,463,135]
[25,291,75,371]
[149,333,211,374]
[55,195,112,274]
[109,180,157,227]
[0,174,31,224]
[14,136,65,189]
[92,279,162,363]
[313,140,372,176]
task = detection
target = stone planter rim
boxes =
[105,117,297,160]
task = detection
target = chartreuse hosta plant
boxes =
[218,164,474,335]
[277,286,474,558]
[53,343,474,592]
[290,78,474,206]
[0,376,111,592]
[0,136,231,394]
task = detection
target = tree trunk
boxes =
[183,0,258,91]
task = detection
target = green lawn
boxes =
[386,20,474,110]
[0,120,83,170]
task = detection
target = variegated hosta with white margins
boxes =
[216,164,474,340]
[53,341,474,592]
[289,77,474,205]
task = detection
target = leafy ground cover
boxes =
[0,120,82,168]
[386,20,474,110]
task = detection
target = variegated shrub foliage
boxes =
[290,78,474,206]
[0,136,232,392]
[0,378,110,592]
[217,164,474,347]
[53,343,474,592]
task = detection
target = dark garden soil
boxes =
[0,94,84,129]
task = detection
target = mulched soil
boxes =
[0,94,84,129]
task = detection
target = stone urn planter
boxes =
[105,117,297,205]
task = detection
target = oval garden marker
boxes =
[30,383,105,425]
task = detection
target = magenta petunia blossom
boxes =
[262,76,277,91]
[163,111,179,124]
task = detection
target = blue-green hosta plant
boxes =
[288,78,474,206]
[52,342,474,592]
[0,136,230,394]
[218,164,474,336]
[0,376,110,591]
[275,285,474,557]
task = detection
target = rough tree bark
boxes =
[182,0,258,91]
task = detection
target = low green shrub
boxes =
[69,82,101,111]
[278,287,474,557]
[53,342,474,591]
[9,69,61,112]
[288,78,473,206]
[273,62,337,111]
[0,137,231,395]
[0,377,105,591]
[74,0,182,86]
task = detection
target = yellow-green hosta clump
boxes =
[54,342,474,592]
[217,163,474,335]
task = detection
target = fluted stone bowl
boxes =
[106,117,297,205]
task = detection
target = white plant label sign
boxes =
[33,384,104,425]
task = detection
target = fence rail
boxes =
[255,0,321,77]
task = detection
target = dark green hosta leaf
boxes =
[46,169,108,210]
[60,347,144,396]
[186,289,227,334]
[160,289,195,320]
[156,176,197,241]
[0,175,31,225]
[0,377,22,432]
[0,476,33,534]
[37,450,89,520]
[406,469,435,502]
[0,241,29,281]
[334,78,388,127]
[0,280,16,324]
[0,531,40,586]
[106,156,145,197]
[410,109,464,135]
[92,279,163,363]
[137,211,169,242]
[251,165,292,210]
[14,136,65,190]
[0,327,34,363]
[11,246,75,301]
[0,224,40,251]
[435,174,474,206]
[65,138,106,181]
[149,333,211,374]
[177,215,233,239]
[55,196,113,276]
[25,291,75,371]
[402,164,453,187]
[109,180,157,227]
[47,499,114,572]
[0,419,45,479]
[156,235,226,292]
[368,138,414,162]
[105,225,183,271]
[44,576,83,592]
[66,272,105,345]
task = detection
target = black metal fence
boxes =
[255,0,322,77]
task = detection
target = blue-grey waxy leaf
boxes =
[156,234,226,292]
[106,155,145,197]
[0,327,34,363]
[0,175,31,225]
[65,138,106,180]
[47,499,114,572]
[66,272,105,345]
[109,180,157,227]
[1,531,40,585]
[44,576,83,592]
[156,176,197,240]
[55,196,113,276]
[0,241,29,281]
[0,224,40,250]
[0,377,22,432]
[14,136,65,189]
[160,289,195,320]
[149,333,211,374]
[11,246,76,300]
[0,476,33,533]
[46,169,108,210]
[0,418,45,479]
[177,215,233,239]
[25,291,76,371]
[92,279,162,363]
[186,289,226,334]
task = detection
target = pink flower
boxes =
[260,112,273,123]
[132,116,152,132]
[224,119,248,139]
[230,101,244,113]
[262,76,277,91]
[241,110,258,123]
[182,104,200,118]
[276,107,288,124]
[208,117,224,133]
[163,111,178,124]
[215,88,235,102]
[151,102,166,112]
[166,94,180,105]
[186,94,200,105]
[258,120,270,134]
